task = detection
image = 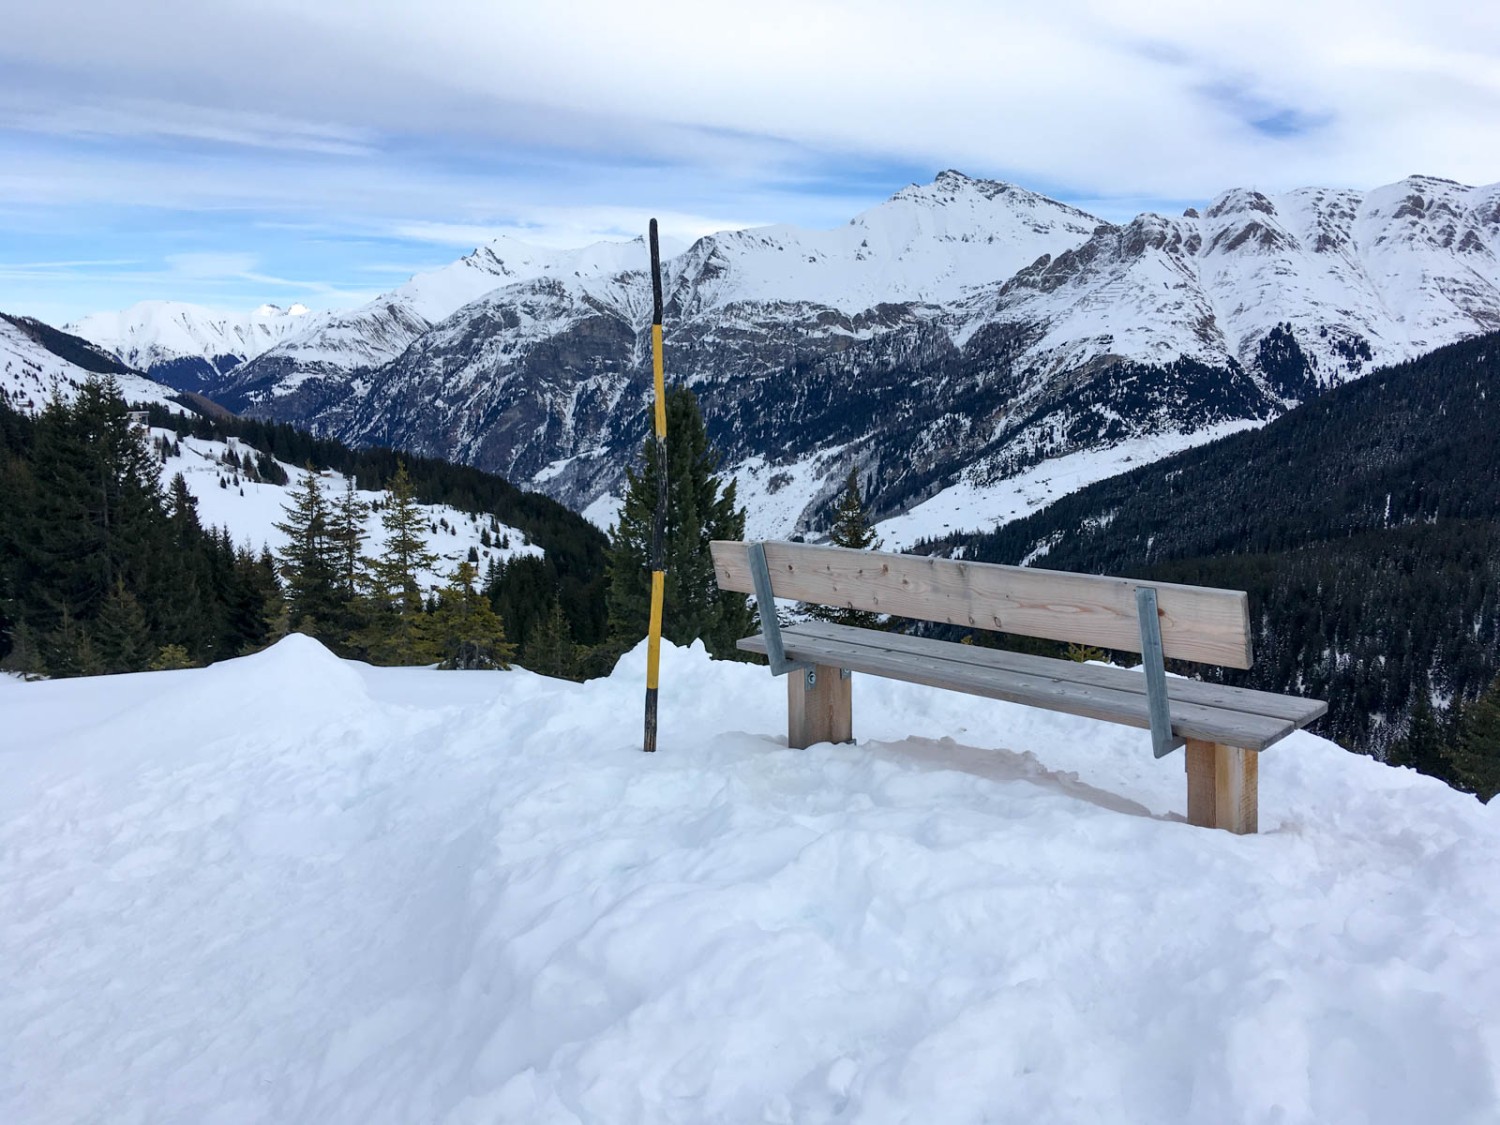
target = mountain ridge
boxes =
[68,171,1500,538]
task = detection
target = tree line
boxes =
[931,331,1500,800]
[2,376,758,685]
[0,379,279,674]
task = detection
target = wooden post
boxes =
[788,665,853,749]
[1185,739,1258,834]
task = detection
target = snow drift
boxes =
[3,638,1498,1123]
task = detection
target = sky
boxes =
[2,0,1498,326]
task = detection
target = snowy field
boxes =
[4,638,1498,1124]
[156,431,541,591]
[877,423,1261,552]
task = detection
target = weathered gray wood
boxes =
[1136,587,1182,758]
[741,630,1297,751]
[712,540,1252,668]
[788,664,853,749]
[1186,739,1258,834]
[747,541,806,676]
[776,622,1327,729]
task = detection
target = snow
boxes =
[580,490,622,533]
[0,316,180,413]
[155,431,540,587]
[68,301,313,372]
[732,448,853,541]
[877,423,1261,550]
[4,637,1498,1124]
[671,173,1100,316]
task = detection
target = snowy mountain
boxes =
[0,313,180,413]
[68,301,314,394]
[186,236,677,423]
[72,172,1500,540]
[6,635,1498,1123]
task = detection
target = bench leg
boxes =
[787,665,853,749]
[1185,739,1258,834]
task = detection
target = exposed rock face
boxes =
[74,173,1500,536]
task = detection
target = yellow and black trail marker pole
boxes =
[643,218,668,752]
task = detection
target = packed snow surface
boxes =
[4,638,1498,1124]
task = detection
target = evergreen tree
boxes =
[93,579,152,674]
[1388,688,1449,779]
[149,643,194,671]
[428,561,515,670]
[44,608,102,677]
[330,478,370,601]
[811,466,884,629]
[1,620,44,678]
[1448,676,1500,801]
[24,379,167,635]
[165,473,201,540]
[350,463,440,664]
[273,469,342,642]
[524,597,577,679]
[222,545,281,656]
[605,386,753,658]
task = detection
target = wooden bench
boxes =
[710,540,1328,834]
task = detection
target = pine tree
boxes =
[350,463,441,665]
[149,643,194,671]
[93,579,152,674]
[329,478,369,601]
[26,378,167,636]
[1,619,44,678]
[811,466,884,629]
[44,608,102,677]
[524,598,577,679]
[1388,688,1447,778]
[605,386,753,658]
[428,561,515,670]
[273,468,343,642]
[1447,676,1500,801]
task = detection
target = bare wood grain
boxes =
[787,664,853,749]
[740,631,1294,750]
[787,622,1326,728]
[713,541,1252,668]
[1186,739,1258,834]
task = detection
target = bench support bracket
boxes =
[747,541,810,677]
[1136,587,1186,759]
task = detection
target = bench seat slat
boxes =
[796,621,1329,729]
[739,629,1302,751]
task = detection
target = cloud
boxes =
[5,0,1497,196]
[0,96,374,156]
[1,0,1496,320]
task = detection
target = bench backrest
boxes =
[710,540,1253,669]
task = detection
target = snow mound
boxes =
[4,641,1497,1123]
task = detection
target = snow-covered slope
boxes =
[5,637,1497,1123]
[68,301,313,392]
[152,430,540,589]
[199,172,1498,543]
[666,172,1101,315]
[236,236,667,380]
[65,172,1500,543]
[956,176,1500,388]
[0,314,179,412]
